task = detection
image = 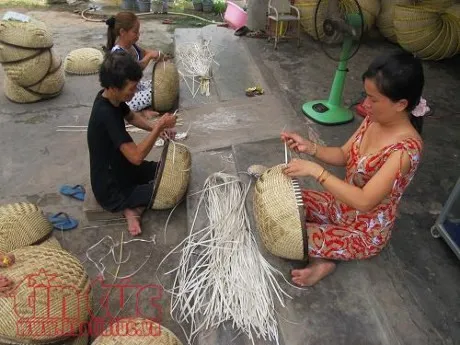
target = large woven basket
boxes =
[151,60,179,112]
[64,48,104,75]
[355,0,381,32]
[4,76,42,103]
[376,0,412,43]
[394,5,443,58]
[0,246,91,344]
[297,0,328,39]
[2,49,52,87]
[0,202,52,253]
[92,318,182,345]
[150,140,191,210]
[0,19,53,49]
[27,60,65,95]
[420,0,453,10]
[253,164,307,261]
[445,4,460,55]
[0,42,41,63]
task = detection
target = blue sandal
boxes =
[60,184,85,201]
[48,212,79,231]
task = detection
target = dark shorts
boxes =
[115,161,158,211]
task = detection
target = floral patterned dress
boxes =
[303,116,423,260]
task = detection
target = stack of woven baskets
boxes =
[393,2,460,60]
[0,18,65,104]
[0,202,90,344]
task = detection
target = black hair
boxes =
[362,51,425,134]
[99,51,142,89]
[103,11,138,53]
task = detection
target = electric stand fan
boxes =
[302,0,364,125]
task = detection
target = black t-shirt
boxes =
[87,90,137,211]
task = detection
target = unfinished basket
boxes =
[150,140,191,210]
[64,48,104,75]
[0,202,52,253]
[48,48,63,73]
[27,61,65,96]
[2,49,52,87]
[0,246,91,344]
[0,19,53,49]
[0,42,42,63]
[4,76,42,103]
[91,318,182,345]
[253,164,308,261]
[151,60,179,112]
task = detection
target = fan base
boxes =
[302,100,354,125]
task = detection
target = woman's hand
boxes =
[158,113,177,130]
[281,131,317,155]
[283,159,323,178]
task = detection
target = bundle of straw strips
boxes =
[163,172,291,344]
[176,39,219,98]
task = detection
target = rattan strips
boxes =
[253,164,308,261]
[151,140,191,210]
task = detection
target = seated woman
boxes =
[282,51,427,286]
[87,51,176,236]
[104,11,168,117]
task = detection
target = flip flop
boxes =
[60,184,85,201]
[48,212,79,231]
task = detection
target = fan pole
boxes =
[301,35,354,125]
[328,37,352,107]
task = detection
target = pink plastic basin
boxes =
[224,1,248,29]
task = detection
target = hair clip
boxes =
[412,97,430,117]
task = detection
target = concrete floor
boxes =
[0,7,459,345]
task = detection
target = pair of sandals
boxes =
[47,184,85,231]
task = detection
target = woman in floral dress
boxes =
[282,52,428,287]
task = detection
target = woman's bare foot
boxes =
[291,258,336,287]
[123,208,142,236]
[0,276,14,295]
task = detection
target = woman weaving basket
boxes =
[281,52,429,287]
[87,52,177,236]
[105,11,169,117]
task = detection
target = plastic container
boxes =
[224,1,248,29]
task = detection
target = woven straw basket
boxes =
[0,246,91,344]
[151,140,191,210]
[354,0,381,31]
[0,202,52,253]
[445,4,460,55]
[0,19,53,49]
[64,48,104,75]
[92,318,182,345]
[420,0,453,10]
[4,76,42,103]
[2,49,52,87]
[376,0,412,43]
[0,42,42,63]
[27,61,65,96]
[296,0,327,39]
[394,5,444,58]
[37,236,62,250]
[253,164,307,261]
[151,60,179,112]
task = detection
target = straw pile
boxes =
[0,16,65,103]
